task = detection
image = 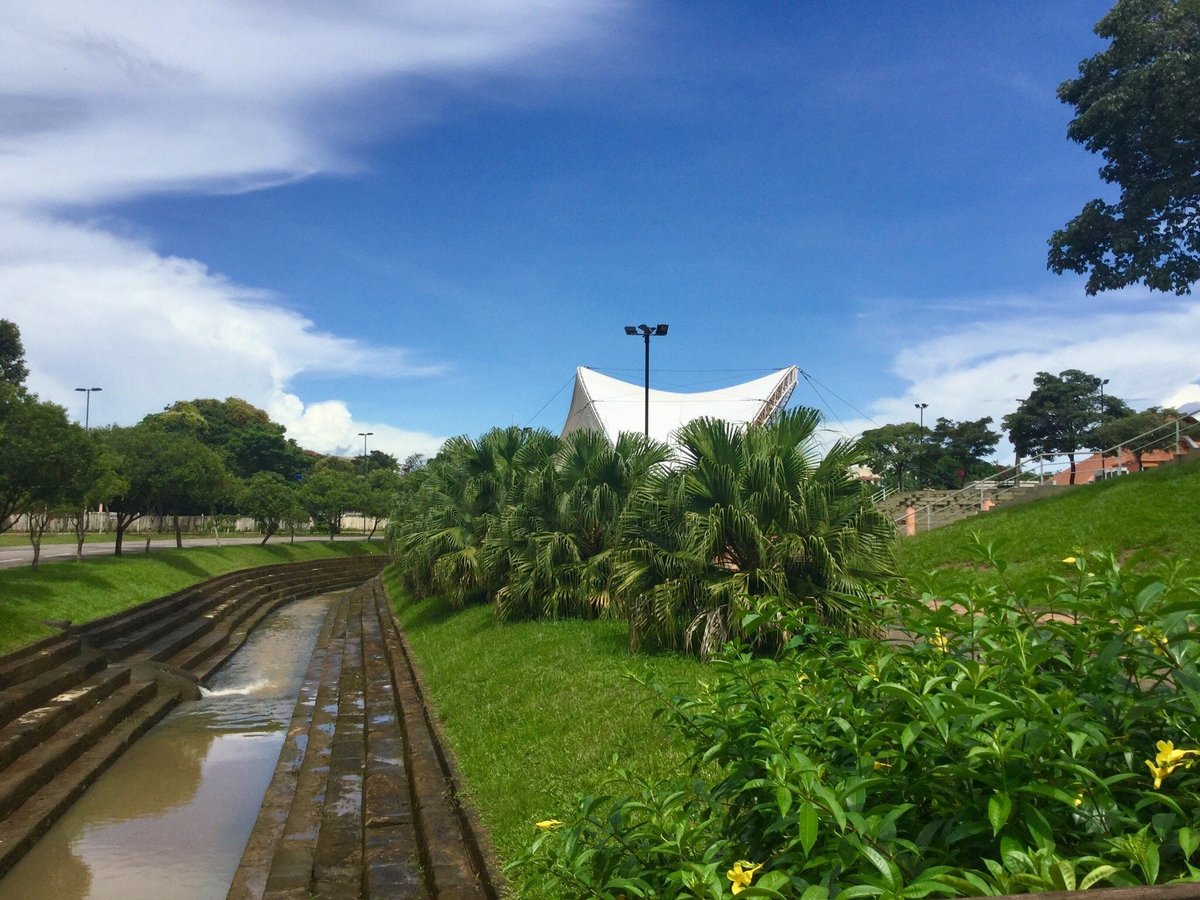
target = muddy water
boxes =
[0,592,338,900]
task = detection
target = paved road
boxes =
[0,534,342,570]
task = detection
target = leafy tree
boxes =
[239,471,306,544]
[0,395,74,534]
[859,422,927,490]
[0,319,28,387]
[301,465,362,540]
[1093,406,1183,469]
[359,449,399,473]
[400,452,427,474]
[1048,0,1200,294]
[157,398,309,480]
[100,423,230,554]
[929,416,1001,488]
[360,468,401,540]
[1003,370,1132,484]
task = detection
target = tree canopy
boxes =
[1003,369,1132,484]
[1048,0,1200,294]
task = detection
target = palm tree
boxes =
[491,429,672,621]
[614,408,896,657]
[387,427,559,608]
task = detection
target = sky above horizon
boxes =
[2,1,1197,462]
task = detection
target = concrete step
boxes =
[376,585,488,898]
[0,637,83,691]
[360,584,423,898]
[0,653,107,730]
[261,596,350,897]
[228,593,347,900]
[0,666,130,772]
[312,590,366,896]
[0,688,177,879]
[0,679,159,820]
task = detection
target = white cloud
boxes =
[0,0,624,459]
[834,289,1200,460]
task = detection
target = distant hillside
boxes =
[894,459,1200,589]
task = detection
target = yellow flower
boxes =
[1147,759,1177,789]
[1073,792,1084,808]
[930,630,949,653]
[1062,556,1077,564]
[727,860,762,894]
[535,819,563,830]
[873,759,892,771]
[1156,740,1199,767]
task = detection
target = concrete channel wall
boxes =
[0,556,397,890]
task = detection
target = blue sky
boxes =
[2,1,1197,460]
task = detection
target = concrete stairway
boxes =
[0,554,386,878]
[229,578,497,900]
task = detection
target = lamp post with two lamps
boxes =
[75,387,102,430]
[624,323,668,437]
[1098,378,1110,478]
[357,431,373,475]
[914,402,929,488]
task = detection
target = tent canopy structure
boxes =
[561,366,799,448]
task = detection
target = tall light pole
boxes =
[75,387,102,430]
[914,402,929,488]
[1098,378,1110,478]
[357,431,373,475]
[624,323,668,437]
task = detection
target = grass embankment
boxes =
[382,566,703,899]
[896,459,1200,589]
[0,540,383,654]
[384,462,1200,895]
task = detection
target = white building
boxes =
[561,366,798,449]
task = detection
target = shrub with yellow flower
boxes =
[727,860,762,894]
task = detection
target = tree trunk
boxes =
[174,515,182,549]
[74,507,87,561]
[29,510,47,571]
[1067,453,1077,485]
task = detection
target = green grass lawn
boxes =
[383,566,704,899]
[0,541,383,654]
[895,459,1200,589]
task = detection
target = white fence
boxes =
[3,512,387,536]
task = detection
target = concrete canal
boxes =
[0,593,337,899]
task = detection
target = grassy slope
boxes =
[0,540,382,654]
[383,568,703,899]
[895,460,1200,589]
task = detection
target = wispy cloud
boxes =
[0,0,623,458]
[829,288,1200,459]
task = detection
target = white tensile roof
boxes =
[561,366,799,447]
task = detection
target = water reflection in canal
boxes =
[0,592,338,899]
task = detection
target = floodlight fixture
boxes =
[624,321,669,437]
[75,387,102,430]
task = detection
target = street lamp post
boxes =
[914,402,928,489]
[624,323,668,437]
[357,431,373,475]
[74,387,102,430]
[1098,378,1110,478]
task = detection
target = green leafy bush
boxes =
[512,545,1200,897]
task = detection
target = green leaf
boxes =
[776,785,793,817]
[1143,842,1160,884]
[988,791,1012,837]
[798,886,830,900]
[798,802,819,855]
[1179,827,1200,860]
[1079,865,1120,890]
[900,720,924,751]
[1051,859,1075,892]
